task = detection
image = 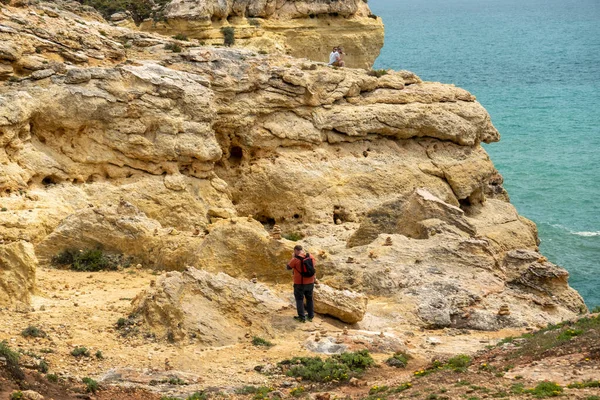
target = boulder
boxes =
[348,188,476,247]
[194,218,295,283]
[0,241,37,307]
[35,200,199,270]
[131,268,287,344]
[313,283,368,324]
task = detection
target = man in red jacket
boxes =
[286,245,316,323]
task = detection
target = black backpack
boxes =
[296,253,316,278]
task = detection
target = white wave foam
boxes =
[572,231,600,237]
[548,224,599,237]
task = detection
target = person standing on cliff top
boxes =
[286,245,316,323]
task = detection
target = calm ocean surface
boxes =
[370,0,600,308]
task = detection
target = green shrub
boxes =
[290,387,305,397]
[21,326,46,338]
[567,380,600,388]
[47,373,59,382]
[586,396,600,400]
[248,18,261,27]
[52,248,122,271]
[282,232,304,241]
[10,392,23,400]
[38,360,49,373]
[235,386,273,399]
[369,385,389,395]
[258,50,268,55]
[252,336,274,347]
[164,43,182,53]
[527,381,563,398]
[367,69,388,78]
[173,33,188,41]
[168,377,187,385]
[95,350,104,359]
[280,350,374,382]
[557,328,583,341]
[385,351,410,368]
[0,341,24,380]
[71,346,90,357]
[221,27,235,47]
[446,354,471,372]
[591,305,600,313]
[1,207,7,211]
[83,377,99,394]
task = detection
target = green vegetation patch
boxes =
[414,355,472,377]
[282,232,304,241]
[71,346,90,357]
[52,248,128,271]
[173,33,188,41]
[526,381,563,398]
[0,340,25,380]
[279,350,374,382]
[497,314,600,359]
[235,386,275,400]
[385,351,411,368]
[367,69,388,78]
[221,27,235,47]
[252,336,274,347]
[567,380,600,389]
[164,43,182,53]
[83,377,99,394]
[21,325,46,338]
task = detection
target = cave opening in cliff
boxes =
[229,146,243,166]
[458,197,471,210]
[255,215,276,228]
[41,175,61,186]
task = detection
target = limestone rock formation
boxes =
[0,0,587,340]
[131,268,287,344]
[0,241,37,307]
[140,0,384,68]
[313,283,368,324]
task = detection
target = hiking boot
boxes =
[307,317,314,322]
[293,316,306,323]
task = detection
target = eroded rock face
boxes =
[141,0,384,68]
[313,283,368,324]
[0,1,586,337]
[0,241,37,307]
[132,268,287,344]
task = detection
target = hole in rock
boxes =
[458,197,471,210]
[293,214,301,219]
[230,146,243,159]
[333,205,350,224]
[256,215,276,228]
[42,175,61,186]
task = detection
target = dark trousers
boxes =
[293,283,314,319]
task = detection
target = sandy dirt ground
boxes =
[0,267,535,398]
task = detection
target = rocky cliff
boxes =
[135,0,384,68]
[0,0,586,338]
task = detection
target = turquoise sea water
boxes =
[370,0,600,308]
